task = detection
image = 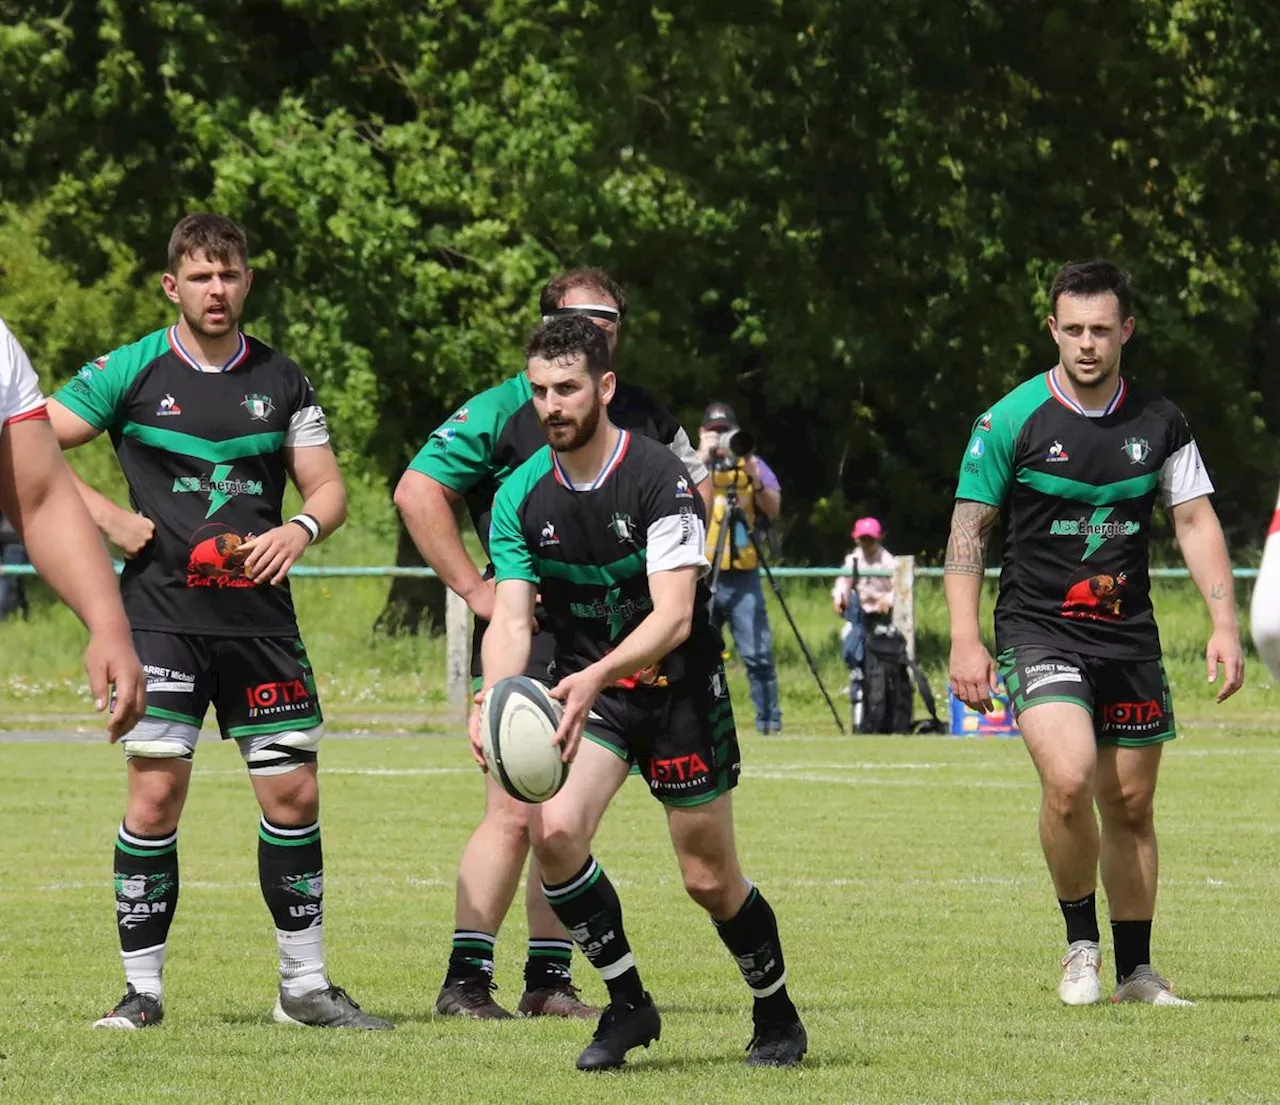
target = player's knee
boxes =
[530,814,586,869]
[241,725,323,777]
[1098,784,1155,833]
[1042,771,1094,821]
[483,785,533,841]
[681,864,738,915]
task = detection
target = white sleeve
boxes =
[1159,439,1214,507]
[285,404,330,447]
[832,552,854,602]
[1251,490,1280,683]
[646,511,709,578]
[668,427,709,485]
[0,321,46,425]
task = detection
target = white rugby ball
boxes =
[480,676,568,803]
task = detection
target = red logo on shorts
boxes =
[246,680,310,710]
[1100,700,1164,727]
[649,753,710,784]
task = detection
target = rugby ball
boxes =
[480,676,568,803]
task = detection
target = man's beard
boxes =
[182,301,240,339]
[544,399,601,453]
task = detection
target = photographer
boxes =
[698,401,783,734]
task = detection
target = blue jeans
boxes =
[710,569,781,732]
[0,540,28,620]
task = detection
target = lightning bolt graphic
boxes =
[1082,506,1112,562]
[605,584,626,641]
[205,463,234,518]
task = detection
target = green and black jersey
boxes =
[955,370,1213,659]
[489,431,715,682]
[405,373,706,559]
[53,326,329,637]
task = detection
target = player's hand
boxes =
[464,577,497,622]
[239,524,311,586]
[104,510,155,559]
[1206,627,1245,703]
[949,637,1000,714]
[84,626,147,742]
[548,668,605,764]
[468,690,488,771]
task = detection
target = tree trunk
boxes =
[374,518,447,636]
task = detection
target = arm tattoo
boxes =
[945,500,1001,577]
[1209,583,1226,600]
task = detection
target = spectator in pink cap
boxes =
[833,517,895,619]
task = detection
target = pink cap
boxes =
[852,517,883,540]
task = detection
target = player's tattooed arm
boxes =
[944,500,1000,577]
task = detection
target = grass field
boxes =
[4,722,1280,1103]
[3,497,1279,1103]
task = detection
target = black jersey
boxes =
[405,371,705,559]
[53,327,329,637]
[489,431,715,682]
[955,370,1214,659]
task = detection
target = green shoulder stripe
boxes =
[406,372,533,492]
[955,373,1051,505]
[52,328,171,432]
[490,447,553,584]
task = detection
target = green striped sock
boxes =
[448,929,496,982]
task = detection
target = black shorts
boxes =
[471,616,556,683]
[997,644,1175,747]
[583,662,741,807]
[137,630,323,740]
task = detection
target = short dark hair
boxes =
[1049,259,1132,319]
[538,268,628,320]
[168,213,249,273]
[524,315,612,376]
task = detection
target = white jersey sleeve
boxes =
[668,426,709,486]
[1251,487,1280,682]
[0,320,47,426]
[1158,439,1214,507]
[646,512,709,578]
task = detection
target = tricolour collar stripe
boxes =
[1046,369,1125,416]
[168,326,249,373]
[551,429,630,491]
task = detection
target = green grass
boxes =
[4,726,1280,1103]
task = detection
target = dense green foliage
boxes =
[2,0,1277,568]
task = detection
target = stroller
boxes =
[840,601,944,734]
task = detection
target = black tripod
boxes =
[707,480,845,733]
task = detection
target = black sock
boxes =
[1059,892,1100,945]
[713,885,799,1027]
[1112,919,1153,983]
[447,930,496,984]
[524,939,573,991]
[257,816,324,931]
[114,823,180,956]
[542,856,645,1006]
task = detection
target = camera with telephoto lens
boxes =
[712,423,755,470]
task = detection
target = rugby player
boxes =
[0,319,145,738]
[945,259,1244,1006]
[48,214,391,1031]
[394,269,710,1019]
[476,315,806,1069]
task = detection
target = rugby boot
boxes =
[434,975,514,1019]
[746,1017,808,1067]
[273,983,394,1028]
[93,984,163,1030]
[575,993,661,1071]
